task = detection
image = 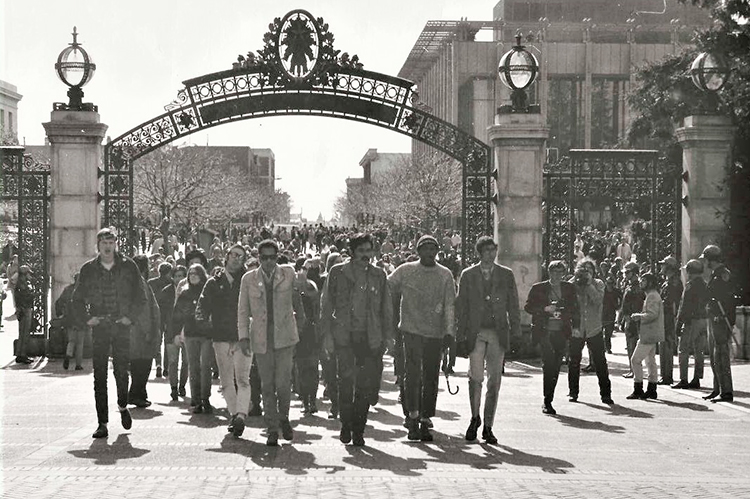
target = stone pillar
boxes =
[674,115,734,264]
[43,110,107,304]
[487,112,549,327]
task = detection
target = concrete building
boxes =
[0,80,22,142]
[398,0,710,157]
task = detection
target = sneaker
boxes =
[92,424,108,439]
[120,408,132,430]
[266,431,279,447]
[419,420,433,442]
[232,416,245,438]
[280,419,293,440]
[63,356,70,370]
[406,417,420,440]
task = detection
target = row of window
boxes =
[0,109,14,133]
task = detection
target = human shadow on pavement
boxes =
[579,401,653,419]
[343,445,425,477]
[206,434,345,475]
[67,434,150,465]
[176,412,227,429]
[552,414,626,433]
[130,407,163,420]
[655,399,711,412]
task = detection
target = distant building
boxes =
[189,146,276,189]
[398,0,711,156]
[341,149,411,227]
[0,80,22,142]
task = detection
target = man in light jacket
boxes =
[237,239,301,446]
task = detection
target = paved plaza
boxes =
[1,306,750,499]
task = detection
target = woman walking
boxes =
[626,273,664,400]
[171,263,213,413]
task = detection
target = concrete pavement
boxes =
[1,304,750,498]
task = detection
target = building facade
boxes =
[0,80,22,142]
[399,0,710,158]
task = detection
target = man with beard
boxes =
[388,235,456,442]
[196,244,250,436]
[320,233,393,446]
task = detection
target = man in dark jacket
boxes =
[658,256,683,385]
[701,245,736,402]
[129,255,161,408]
[148,262,172,378]
[320,233,393,447]
[456,236,520,445]
[195,244,251,437]
[70,228,147,439]
[525,260,579,415]
[672,259,708,390]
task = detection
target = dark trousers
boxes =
[541,332,567,404]
[250,357,262,411]
[659,326,676,383]
[602,322,615,352]
[394,329,408,416]
[568,333,611,399]
[322,354,338,407]
[92,323,131,424]
[296,349,320,399]
[128,358,152,402]
[403,331,442,418]
[337,335,382,434]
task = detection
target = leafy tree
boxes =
[627,0,750,301]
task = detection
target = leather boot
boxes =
[465,416,481,441]
[643,382,657,400]
[626,382,644,400]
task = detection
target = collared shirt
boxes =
[97,259,119,316]
[350,264,370,333]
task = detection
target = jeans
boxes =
[92,323,131,424]
[468,330,506,427]
[631,341,658,383]
[128,358,152,402]
[65,327,89,367]
[708,320,733,395]
[678,320,706,382]
[568,333,611,399]
[541,332,567,404]
[337,334,382,434]
[213,341,253,416]
[402,331,442,419]
[185,336,213,402]
[166,342,188,390]
[255,345,294,432]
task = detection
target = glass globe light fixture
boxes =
[55,27,97,110]
[498,32,539,112]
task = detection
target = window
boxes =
[8,112,12,132]
[0,110,4,130]
[547,77,585,155]
[591,78,629,148]
[258,156,270,176]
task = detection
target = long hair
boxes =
[187,263,208,289]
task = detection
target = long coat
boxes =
[456,263,521,352]
[237,264,300,355]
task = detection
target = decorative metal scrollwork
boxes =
[543,149,680,269]
[1,146,50,336]
[103,9,492,264]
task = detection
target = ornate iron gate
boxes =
[102,9,492,265]
[543,149,680,269]
[1,146,50,336]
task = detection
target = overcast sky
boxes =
[1,0,494,220]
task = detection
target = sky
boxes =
[1,0,495,221]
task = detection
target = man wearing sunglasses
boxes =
[238,239,301,446]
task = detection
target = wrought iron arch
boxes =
[102,9,492,264]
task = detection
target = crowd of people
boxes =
[7,221,740,447]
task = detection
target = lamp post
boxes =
[689,51,729,112]
[498,32,539,113]
[54,27,97,111]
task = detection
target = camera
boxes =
[574,273,588,286]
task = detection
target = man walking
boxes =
[197,244,251,436]
[620,262,644,378]
[658,256,683,385]
[238,240,300,446]
[320,233,393,446]
[70,228,147,438]
[701,245,736,402]
[388,235,456,442]
[672,259,708,390]
[456,236,520,445]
